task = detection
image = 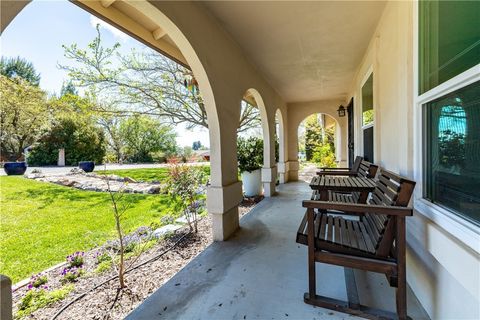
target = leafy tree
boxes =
[119,115,177,163]
[60,26,260,133]
[439,130,465,168]
[27,114,106,166]
[302,114,336,166]
[97,113,125,163]
[28,116,106,166]
[192,141,202,150]
[312,144,336,168]
[304,115,322,161]
[60,80,78,96]
[27,94,106,165]
[0,56,41,86]
[0,75,48,161]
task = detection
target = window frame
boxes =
[413,1,480,253]
[359,69,376,162]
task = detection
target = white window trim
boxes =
[358,67,375,160]
[413,2,480,254]
[361,122,374,130]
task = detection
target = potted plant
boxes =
[3,161,27,175]
[237,137,263,197]
[78,161,95,172]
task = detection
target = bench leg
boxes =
[396,217,407,320]
[307,208,316,298]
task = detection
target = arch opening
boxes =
[237,88,276,196]
[297,113,339,182]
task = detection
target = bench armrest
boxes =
[319,167,351,171]
[316,171,357,176]
[302,200,413,217]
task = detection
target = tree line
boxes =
[0,26,261,165]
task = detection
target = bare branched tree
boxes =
[60,26,261,133]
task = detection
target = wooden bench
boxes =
[317,156,379,179]
[297,169,416,320]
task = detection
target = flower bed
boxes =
[12,198,261,319]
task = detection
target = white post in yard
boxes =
[58,148,65,167]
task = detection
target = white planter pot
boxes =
[241,169,262,197]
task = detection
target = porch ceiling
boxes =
[201,1,386,102]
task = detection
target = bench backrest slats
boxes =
[357,160,378,178]
[351,156,363,173]
[362,170,416,257]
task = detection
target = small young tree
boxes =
[165,164,205,233]
[104,177,128,289]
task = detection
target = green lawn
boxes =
[0,176,177,283]
[100,166,211,182]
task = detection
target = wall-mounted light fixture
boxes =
[337,105,346,117]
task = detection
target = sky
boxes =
[0,0,210,148]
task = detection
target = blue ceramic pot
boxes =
[4,162,27,175]
[78,161,95,173]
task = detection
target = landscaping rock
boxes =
[147,186,161,194]
[152,224,182,238]
[69,168,86,175]
[123,176,137,183]
[25,172,45,179]
[175,216,189,224]
[25,172,165,194]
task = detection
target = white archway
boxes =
[240,88,276,196]
[275,108,288,184]
[296,112,340,166]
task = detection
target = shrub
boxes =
[94,260,113,274]
[60,266,84,283]
[312,144,337,168]
[27,273,48,290]
[16,285,73,318]
[165,164,205,232]
[28,115,106,166]
[66,251,84,268]
[237,137,263,173]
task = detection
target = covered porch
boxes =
[1,0,478,319]
[127,181,429,319]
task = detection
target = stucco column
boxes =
[287,160,300,181]
[207,103,243,241]
[207,182,243,241]
[0,274,12,320]
[277,161,288,184]
[261,166,277,196]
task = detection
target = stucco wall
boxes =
[346,1,480,318]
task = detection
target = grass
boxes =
[100,165,211,182]
[0,176,178,283]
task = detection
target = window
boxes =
[420,0,480,225]
[424,81,480,225]
[419,0,480,94]
[361,74,374,162]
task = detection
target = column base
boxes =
[286,160,299,181]
[277,162,289,184]
[207,181,243,241]
[262,166,277,197]
[210,207,240,241]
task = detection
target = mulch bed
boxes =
[12,197,262,319]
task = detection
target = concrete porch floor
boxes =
[127,182,429,320]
